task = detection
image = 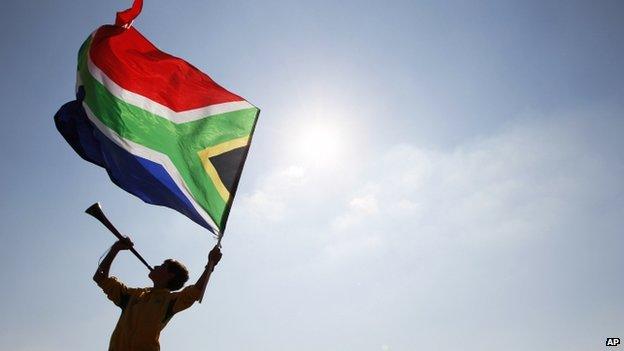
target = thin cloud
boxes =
[327,113,624,259]
[239,165,307,222]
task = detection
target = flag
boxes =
[54,0,259,236]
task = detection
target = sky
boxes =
[1,0,623,350]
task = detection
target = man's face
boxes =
[148,261,174,285]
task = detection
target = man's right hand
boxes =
[111,236,134,251]
[94,236,133,283]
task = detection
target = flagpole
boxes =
[216,232,223,248]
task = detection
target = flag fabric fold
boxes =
[115,0,143,27]
[54,2,259,236]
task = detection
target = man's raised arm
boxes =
[93,237,134,284]
[193,246,222,295]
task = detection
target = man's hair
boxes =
[164,259,189,291]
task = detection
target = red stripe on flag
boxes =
[89,26,244,112]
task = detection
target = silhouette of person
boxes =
[93,236,222,350]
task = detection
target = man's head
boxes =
[148,259,189,291]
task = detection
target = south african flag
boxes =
[54,1,259,236]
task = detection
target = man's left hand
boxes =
[208,246,222,267]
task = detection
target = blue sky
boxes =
[1,0,623,350]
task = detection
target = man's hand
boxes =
[94,236,133,283]
[111,236,134,252]
[208,246,222,267]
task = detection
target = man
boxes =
[93,237,222,351]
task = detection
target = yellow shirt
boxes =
[97,276,201,351]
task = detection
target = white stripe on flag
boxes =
[86,54,255,124]
[82,102,221,234]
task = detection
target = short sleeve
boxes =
[171,285,202,314]
[96,276,141,308]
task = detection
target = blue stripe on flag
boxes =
[54,93,215,233]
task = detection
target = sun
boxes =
[292,121,346,167]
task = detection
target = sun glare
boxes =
[292,122,346,167]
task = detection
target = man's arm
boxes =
[93,237,133,284]
[193,246,222,295]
